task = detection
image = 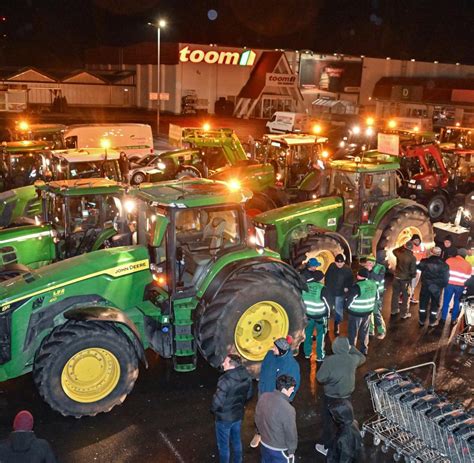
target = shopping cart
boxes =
[362,362,473,462]
[456,295,474,352]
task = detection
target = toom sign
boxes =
[265,73,297,87]
[179,46,256,66]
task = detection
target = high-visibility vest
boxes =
[412,242,427,263]
[349,280,378,314]
[302,281,328,319]
[371,263,386,296]
[466,255,474,274]
[446,256,472,286]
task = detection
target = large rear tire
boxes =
[377,207,433,270]
[291,235,345,274]
[33,320,138,418]
[197,269,305,377]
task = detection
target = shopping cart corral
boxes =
[362,362,473,462]
[456,295,474,353]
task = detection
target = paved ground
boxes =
[0,280,472,463]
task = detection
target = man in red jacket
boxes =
[441,248,472,325]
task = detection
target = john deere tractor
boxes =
[0,179,306,417]
[0,178,132,280]
[0,148,124,228]
[253,151,434,272]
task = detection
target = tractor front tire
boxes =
[291,235,345,273]
[245,194,276,217]
[427,194,447,221]
[175,167,201,180]
[377,207,433,270]
[33,320,138,418]
[197,270,306,377]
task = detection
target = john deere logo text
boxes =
[179,46,256,66]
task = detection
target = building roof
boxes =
[373,77,474,105]
[238,51,283,99]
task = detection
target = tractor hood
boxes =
[0,185,38,228]
[254,196,343,228]
[0,246,150,311]
[209,162,275,193]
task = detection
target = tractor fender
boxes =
[200,256,307,305]
[372,200,429,249]
[91,228,118,252]
[64,306,148,368]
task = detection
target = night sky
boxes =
[0,0,473,68]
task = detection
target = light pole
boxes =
[148,19,166,136]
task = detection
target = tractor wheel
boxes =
[197,269,306,377]
[0,263,30,282]
[377,208,433,271]
[33,320,138,418]
[291,235,345,274]
[175,168,201,180]
[427,194,447,220]
[245,194,276,217]
[131,172,146,185]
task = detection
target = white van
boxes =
[266,112,311,134]
[64,124,154,159]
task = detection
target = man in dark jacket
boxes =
[0,410,56,463]
[211,354,253,463]
[325,254,353,335]
[251,337,300,448]
[417,246,450,327]
[440,234,458,261]
[315,337,366,456]
[255,374,298,462]
[327,399,362,463]
[390,241,417,319]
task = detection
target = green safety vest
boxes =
[302,281,328,319]
[349,279,378,314]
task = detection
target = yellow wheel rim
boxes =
[234,301,289,361]
[395,226,421,249]
[305,249,335,274]
[61,348,121,403]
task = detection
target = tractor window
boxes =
[362,173,392,198]
[201,147,229,171]
[65,136,78,149]
[424,153,440,173]
[174,207,242,288]
[64,160,121,181]
[402,157,422,176]
[8,153,43,186]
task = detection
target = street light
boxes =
[148,19,167,136]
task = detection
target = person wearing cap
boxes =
[0,410,57,463]
[441,248,472,325]
[417,246,450,327]
[325,253,353,336]
[250,337,300,448]
[301,258,331,361]
[390,241,417,319]
[440,234,458,261]
[344,268,378,355]
[359,255,386,339]
[409,234,427,304]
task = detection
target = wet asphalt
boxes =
[0,280,472,463]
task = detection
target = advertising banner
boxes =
[265,73,297,87]
[299,57,362,93]
[377,133,400,156]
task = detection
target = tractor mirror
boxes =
[150,214,169,248]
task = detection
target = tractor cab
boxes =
[39,179,131,259]
[12,123,67,150]
[328,152,399,227]
[257,134,329,200]
[439,126,474,150]
[133,179,252,296]
[0,140,51,191]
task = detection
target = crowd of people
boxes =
[210,233,474,463]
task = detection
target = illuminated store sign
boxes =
[179,46,256,66]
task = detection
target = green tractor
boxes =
[0,178,133,280]
[253,151,434,272]
[0,148,124,228]
[0,179,306,417]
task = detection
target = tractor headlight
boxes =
[416,184,422,190]
[157,162,166,170]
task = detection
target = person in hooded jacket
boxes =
[327,399,362,463]
[211,354,253,463]
[315,337,366,457]
[417,246,450,327]
[250,337,300,448]
[0,410,57,463]
[439,235,458,261]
